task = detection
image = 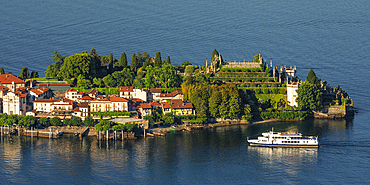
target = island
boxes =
[0,49,354,139]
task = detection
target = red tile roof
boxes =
[148,88,162,93]
[110,96,129,102]
[30,89,44,95]
[118,86,134,92]
[38,86,50,92]
[160,90,183,97]
[170,100,193,109]
[77,102,89,108]
[33,98,60,103]
[162,102,171,109]
[65,89,78,94]
[0,85,9,92]
[0,74,25,84]
[150,102,161,106]
[81,96,92,100]
[140,103,152,109]
[14,91,28,97]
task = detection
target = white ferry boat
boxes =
[247,128,318,147]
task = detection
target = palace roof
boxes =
[0,74,25,84]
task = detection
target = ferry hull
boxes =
[248,142,319,147]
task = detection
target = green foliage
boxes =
[19,116,36,127]
[39,117,49,126]
[72,117,82,126]
[254,88,261,94]
[76,74,92,89]
[64,118,72,126]
[95,120,113,132]
[91,111,131,116]
[143,115,155,125]
[162,113,175,124]
[130,53,138,72]
[102,74,116,87]
[209,90,222,118]
[180,61,192,68]
[20,67,30,79]
[59,52,93,80]
[165,56,171,65]
[30,71,39,78]
[220,67,261,72]
[0,67,5,75]
[83,116,95,127]
[306,69,320,87]
[118,52,128,68]
[279,88,287,94]
[50,117,62,126]
[296,83,322,111]
[185,65,195,74]
[260,111,311,120]
[154,52,162,68]
[262,88,269,94]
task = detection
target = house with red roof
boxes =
[51,98,76,116]
[170,99,194,116]
[2,91,29,115]
[0,85,9,99]
[147,88,162,102]
[65,89,84,101]
[73,102,90,120]
[33,98,60,113]
[138,103,152,117]
[0,74,26,92]
[90,96,129,112]
[119,86,147,102]
[159,90,183,102]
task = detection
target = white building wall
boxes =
[287,83,299,107]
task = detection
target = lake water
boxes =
[1,0,369,184]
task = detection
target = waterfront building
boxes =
[73,102,90,120]
[138,103,152,117]
[90,96,129,112]
[2,91,28,115]
[51,98,76,116]
[33,98,60,113]
[170,99,194,116]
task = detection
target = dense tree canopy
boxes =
[59,52,93,80]
[130,53,138,72]
[20,67,29,79]
[0,67,5,75]
[118,52,128,68]
[154,52,162,68]
[296,83,322,111]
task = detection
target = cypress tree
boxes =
[118,52,128,68]
[130,53,138,72]
[0,67,4,75]
[165,56,171,65]
[154,52,162,68]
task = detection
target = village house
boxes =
[90,96,129,113]
[147,88,162,102]
[0,74,26,92]
[159,90,184,102]
[72,102,90,120]
[2,90,29,115]
[65,89,84,102]
[118,86,147,102]
[162,102,171,115]
[138,103,152,117]
[170,99,194,116]
[33,98,60,113]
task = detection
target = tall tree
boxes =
[20,67,29,79]
[0,67,5,75]
[296,83,322,111]
[154,52,162,68]
[209,90,222,118]
[165,56,171,65]
[83,116,95,127]
[228,92,241,119]
[59,52,93,80]
[306,69,320,87]
[30,71,39,78]
[130,53,138,72]
[118,52,128,68]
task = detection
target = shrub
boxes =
[272,88,279,94]
[279,88,287,94]
[254,88,261,94]
[262,88,269,94]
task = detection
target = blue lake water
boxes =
[0,0,369,184]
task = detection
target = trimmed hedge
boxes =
[260,111,311,120]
